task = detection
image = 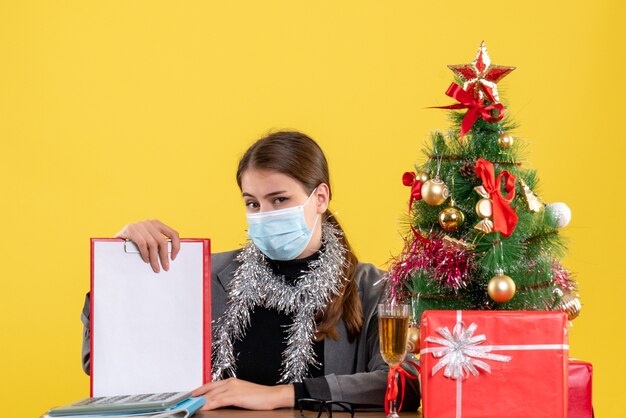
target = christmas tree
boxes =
[387,42,581,328]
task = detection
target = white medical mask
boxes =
[246,188,320,261]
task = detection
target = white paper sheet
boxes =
[92,240,208,396]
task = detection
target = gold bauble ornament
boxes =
[488,270,516,303]
[438,206,465,232]
[421,178,449,206]
[406,325,421,354]
[416,172,429,183]
[498,132,514,148]
[558,293,581,321]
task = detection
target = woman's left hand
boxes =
[191,378,294,410]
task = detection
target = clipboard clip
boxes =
[124,239,173,254]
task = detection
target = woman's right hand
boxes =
[114,220,181,273]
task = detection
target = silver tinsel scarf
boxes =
[211,222,347,384]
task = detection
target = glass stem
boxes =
[387,372,400,418]
[389,399,397,413]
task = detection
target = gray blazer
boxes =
[81,250,420,409]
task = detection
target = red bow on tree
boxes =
[475,158,518,237]
[435,83,505,138]
[402,172,423,211]
[402,172,429,240]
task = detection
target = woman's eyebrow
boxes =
[242,191,288,198]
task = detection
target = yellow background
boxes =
[1,1,624,416]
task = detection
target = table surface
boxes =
[196,409,422,417]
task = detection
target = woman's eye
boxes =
[273,197,288,205]
[246,201,259,209]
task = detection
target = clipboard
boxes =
[90,238,211,397]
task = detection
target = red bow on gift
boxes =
[434,83,505,137]
[385,360,420,415]
[475,158,518,237]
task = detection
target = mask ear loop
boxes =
[305,186,319,204]
[307,186,321,231]
[310,212,321,231]
[302,203,321,252]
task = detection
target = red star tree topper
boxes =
[448,41,515,103]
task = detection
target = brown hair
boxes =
[236,130,363,342]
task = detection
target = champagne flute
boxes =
[378,303,410,418]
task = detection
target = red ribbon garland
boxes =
[434,83,506,137]
[475,158,518,237]
[385,360,420,415]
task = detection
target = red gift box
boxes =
[568,359,593,418]
[420,310,569,418]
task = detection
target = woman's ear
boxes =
[315,183,330,213]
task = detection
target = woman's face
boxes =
[240,168,330,258]
[241,168,327,219]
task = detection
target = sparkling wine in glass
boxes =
[378,303,410,418]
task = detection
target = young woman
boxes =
[81,131,420,411]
